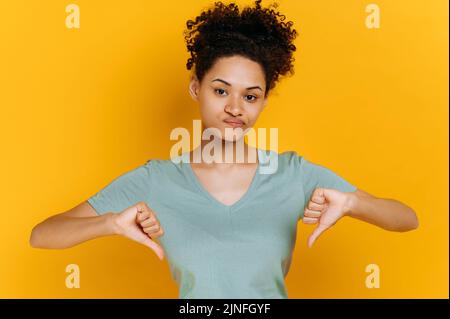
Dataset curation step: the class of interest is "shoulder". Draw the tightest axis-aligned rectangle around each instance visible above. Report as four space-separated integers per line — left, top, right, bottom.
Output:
143 156 181 169
257 149 304 176
143 156 188 182
271 150 326 176
277 150 323 170
277 149 304 168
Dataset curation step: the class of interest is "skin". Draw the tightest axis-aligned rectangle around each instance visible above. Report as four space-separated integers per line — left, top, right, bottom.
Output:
29 55 419 262
189 55 419 247
186 55 268 206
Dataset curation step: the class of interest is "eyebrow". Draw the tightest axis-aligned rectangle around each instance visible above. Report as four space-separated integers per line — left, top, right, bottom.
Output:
211 78 263 92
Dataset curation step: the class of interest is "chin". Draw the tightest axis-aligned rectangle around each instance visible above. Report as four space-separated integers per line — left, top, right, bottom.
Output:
202 123 247 143
222 128 246 143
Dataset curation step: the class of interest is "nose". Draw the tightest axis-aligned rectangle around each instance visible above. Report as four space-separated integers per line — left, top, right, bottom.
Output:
224 94 244 116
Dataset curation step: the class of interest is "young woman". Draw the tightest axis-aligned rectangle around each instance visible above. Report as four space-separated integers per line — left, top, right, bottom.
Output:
30 0 419 299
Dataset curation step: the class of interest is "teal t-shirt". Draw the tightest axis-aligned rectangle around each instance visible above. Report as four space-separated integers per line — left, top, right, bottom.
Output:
87 149 357 299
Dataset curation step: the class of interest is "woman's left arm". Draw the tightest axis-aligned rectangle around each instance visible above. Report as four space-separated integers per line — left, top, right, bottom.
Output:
303 188 419 248
344 189 419 232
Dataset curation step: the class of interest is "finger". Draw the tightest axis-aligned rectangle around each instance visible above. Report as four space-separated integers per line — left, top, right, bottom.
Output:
140 217 157 228
148 228 165 239
135 202 152 217
307 201 324 211
311 195 325 204
135 202 149 213
311 188 325 201
302 216 319 224
141 237 165 260
136 210 150 223
143 224 160 234
304 208 322 218
308 223 331 248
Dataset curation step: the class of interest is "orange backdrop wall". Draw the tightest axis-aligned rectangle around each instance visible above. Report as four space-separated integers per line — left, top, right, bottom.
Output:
0 0 448 298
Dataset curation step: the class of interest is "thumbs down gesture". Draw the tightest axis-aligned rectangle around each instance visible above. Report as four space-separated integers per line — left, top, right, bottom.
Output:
302 188 352 248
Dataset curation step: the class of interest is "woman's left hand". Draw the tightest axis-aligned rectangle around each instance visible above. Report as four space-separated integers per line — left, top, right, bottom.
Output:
302 187 352 248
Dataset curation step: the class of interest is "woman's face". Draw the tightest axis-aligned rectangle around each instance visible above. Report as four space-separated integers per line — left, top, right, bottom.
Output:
188 55 268 142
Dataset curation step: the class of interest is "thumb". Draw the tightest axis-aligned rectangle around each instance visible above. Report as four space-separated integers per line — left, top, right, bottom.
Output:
308 223 331 248
141 236 165 261
136 210 148 223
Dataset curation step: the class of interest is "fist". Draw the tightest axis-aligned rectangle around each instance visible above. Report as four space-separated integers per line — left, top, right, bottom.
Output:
302 188 349 248
302 189 328 225
136 205 165 240
112 201 166 260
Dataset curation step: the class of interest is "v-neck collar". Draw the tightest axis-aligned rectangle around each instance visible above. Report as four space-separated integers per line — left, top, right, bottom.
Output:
183 148 263 211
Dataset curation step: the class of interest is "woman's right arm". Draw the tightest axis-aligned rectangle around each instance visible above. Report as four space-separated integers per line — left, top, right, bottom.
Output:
29 201 118 249
29 201 165 260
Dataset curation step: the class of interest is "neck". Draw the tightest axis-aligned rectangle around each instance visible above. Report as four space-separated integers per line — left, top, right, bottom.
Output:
189 130 258 166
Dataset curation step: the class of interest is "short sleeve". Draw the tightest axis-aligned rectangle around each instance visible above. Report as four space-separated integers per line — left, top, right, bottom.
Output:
87 160 153 215
298 156 357 214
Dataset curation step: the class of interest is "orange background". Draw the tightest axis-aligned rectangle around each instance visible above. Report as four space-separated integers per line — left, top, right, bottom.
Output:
0 0 448 298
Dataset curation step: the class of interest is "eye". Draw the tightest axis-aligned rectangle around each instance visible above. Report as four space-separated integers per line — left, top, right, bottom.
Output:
214 88 227 96
245 95 257 102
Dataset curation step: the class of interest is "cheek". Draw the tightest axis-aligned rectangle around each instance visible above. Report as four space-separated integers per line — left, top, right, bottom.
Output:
246 106 263 122
199 104 221 117
198 102 222 125
199 94 225 114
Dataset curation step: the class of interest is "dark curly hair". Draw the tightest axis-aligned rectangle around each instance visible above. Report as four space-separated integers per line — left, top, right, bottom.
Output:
184 0 298 96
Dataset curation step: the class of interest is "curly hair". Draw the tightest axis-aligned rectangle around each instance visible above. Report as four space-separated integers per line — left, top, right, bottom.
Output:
184 0 298 96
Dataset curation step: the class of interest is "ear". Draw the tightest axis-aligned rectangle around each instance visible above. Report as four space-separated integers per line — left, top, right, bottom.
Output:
188 75 200 101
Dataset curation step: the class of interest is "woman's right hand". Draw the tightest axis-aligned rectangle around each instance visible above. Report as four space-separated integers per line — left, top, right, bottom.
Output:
111 201 165 260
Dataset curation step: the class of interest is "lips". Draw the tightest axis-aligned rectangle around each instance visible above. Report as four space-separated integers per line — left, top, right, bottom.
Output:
223 118 245 128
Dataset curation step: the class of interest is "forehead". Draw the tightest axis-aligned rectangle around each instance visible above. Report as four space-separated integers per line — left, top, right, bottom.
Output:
204 55 266 87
